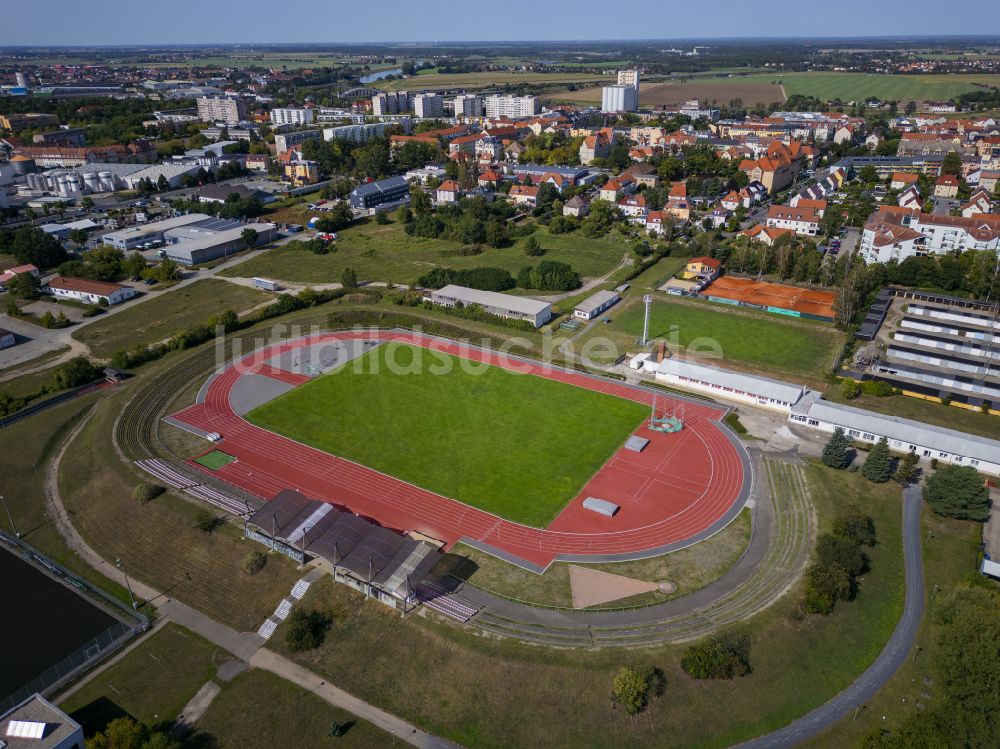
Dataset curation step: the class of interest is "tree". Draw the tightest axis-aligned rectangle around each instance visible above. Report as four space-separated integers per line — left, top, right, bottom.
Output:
374 210 390 225
241 227 259 247
611 665 661 715
10 226 67 268
832 507 877 547
285 608 332 652
81 196 94 210
133 483 164 504
941 151 963 178
680 631 752 679
815 533 867 577
314 201 354 232
484 217 506 248
821 427 852 470
523 236 544 256
6 272 40 300
923 465 990 521
69 228 89 247
803 562 854 614
894 449 919 485
340 266 358 288
862 436 893 483
124 251 146 278
152 259 180 282
50 357 101 390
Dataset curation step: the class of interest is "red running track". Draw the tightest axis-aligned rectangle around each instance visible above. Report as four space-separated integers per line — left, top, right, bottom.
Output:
171 331 750 570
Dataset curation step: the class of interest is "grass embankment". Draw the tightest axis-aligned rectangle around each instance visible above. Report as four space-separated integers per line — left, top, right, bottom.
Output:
448 508 751 608
221 221 629 286
578 294 843 385
268 462 908 749
248 341 648 527
72 279 273 359
59 382 301 630
0 395 133 604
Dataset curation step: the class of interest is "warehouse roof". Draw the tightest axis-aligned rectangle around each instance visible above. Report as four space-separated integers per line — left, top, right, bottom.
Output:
350 174 408 197
657 359 806 404
104 213 211 243
793 397 1000 464
432 285 551 316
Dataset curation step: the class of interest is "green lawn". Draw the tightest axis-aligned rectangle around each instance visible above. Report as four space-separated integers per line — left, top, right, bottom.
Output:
269 462 908 749
733 72 1000 102
578 295 843 384
247 342 648 527
72 279 273 360
196 669 392 748
222 221 629 286
60 623 220 733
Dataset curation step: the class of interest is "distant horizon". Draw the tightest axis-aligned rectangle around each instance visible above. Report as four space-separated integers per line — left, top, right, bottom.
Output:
1 0 998 47
3 34 1000 49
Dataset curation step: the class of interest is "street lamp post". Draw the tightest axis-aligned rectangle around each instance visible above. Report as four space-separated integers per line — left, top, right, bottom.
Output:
1 495 20 538
116 557 138 610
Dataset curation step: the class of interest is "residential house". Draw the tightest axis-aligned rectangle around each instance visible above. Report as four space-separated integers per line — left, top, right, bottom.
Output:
618 194 648 218
683 256 722 280
579 128 614 165
478 169 503 188
436 180 462 204
705 207 732 228
740 224 797 246
961 190 993 217
859 205 1000 263
890 172 920 191
563 195 590 217
505 141 526 162
645 211 669 236
934 174 960 198
599 180 624 202
0 263 39 292
899 185 924 210
720 191 743 211
509 184 539 207
739 154 795 195
622 163 659 188
766 205 821 236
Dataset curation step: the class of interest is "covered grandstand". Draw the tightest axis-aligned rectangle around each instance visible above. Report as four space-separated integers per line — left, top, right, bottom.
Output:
245 489 440 612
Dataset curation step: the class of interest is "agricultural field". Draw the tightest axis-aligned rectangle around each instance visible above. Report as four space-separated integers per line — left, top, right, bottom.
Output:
72 279 274 359
575 294 843 385
247 341 649 527
378 70 609 92
731 72 1000 102
222 220 631 286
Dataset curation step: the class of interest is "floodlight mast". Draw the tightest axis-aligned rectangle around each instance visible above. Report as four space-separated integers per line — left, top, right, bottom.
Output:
641 295 654 346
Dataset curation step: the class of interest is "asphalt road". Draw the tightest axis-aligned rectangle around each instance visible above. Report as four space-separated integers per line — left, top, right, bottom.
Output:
733 484 925 749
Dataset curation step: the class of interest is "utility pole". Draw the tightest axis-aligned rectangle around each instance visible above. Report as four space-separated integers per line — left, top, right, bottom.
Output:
116 558 138 610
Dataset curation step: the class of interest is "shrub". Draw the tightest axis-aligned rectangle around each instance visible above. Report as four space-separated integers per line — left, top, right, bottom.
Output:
132 483 164 504
611 665 663 715
242 550 267 576
340 267 358 288
194 510 225 534
680 631 752 679
285 608 333 652
860 379 894 397
841 378 861 399
523 236 545 256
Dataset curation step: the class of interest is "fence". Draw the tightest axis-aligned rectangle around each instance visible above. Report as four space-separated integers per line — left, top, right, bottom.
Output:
0 530 148 712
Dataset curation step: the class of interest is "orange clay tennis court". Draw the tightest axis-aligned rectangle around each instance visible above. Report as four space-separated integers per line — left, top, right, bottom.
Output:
702 277 837 320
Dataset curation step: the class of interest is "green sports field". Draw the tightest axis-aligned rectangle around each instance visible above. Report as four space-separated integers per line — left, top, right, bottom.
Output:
246 342 648 527
577 295 843 384
733 72 1000 102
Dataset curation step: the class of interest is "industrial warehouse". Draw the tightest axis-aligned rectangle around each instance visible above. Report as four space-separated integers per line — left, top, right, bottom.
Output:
428 285 553 328
103 213 277 264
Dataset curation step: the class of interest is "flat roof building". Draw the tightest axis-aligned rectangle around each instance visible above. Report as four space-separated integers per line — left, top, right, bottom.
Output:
429 285 552 328
348 175 410 210
574 290 620 320
1 694 83 749
655 358 806 413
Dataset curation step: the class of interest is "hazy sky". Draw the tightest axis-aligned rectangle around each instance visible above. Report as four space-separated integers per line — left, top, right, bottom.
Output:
1 0 999 46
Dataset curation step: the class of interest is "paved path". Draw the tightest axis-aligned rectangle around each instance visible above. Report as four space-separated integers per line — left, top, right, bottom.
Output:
43 404 459 749
733 484 925 748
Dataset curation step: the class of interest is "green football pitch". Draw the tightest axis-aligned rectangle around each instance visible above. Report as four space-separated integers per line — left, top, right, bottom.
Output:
246 342 649 527
194 450 236 470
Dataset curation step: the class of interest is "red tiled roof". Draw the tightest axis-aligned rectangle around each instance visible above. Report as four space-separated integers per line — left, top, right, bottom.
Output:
48 275 127 296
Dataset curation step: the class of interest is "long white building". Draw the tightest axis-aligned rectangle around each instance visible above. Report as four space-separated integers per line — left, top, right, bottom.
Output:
428 285 552 327
483 95 540 119
654 358 806 413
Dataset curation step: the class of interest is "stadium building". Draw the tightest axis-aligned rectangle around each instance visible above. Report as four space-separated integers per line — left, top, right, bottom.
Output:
428 285 553 328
